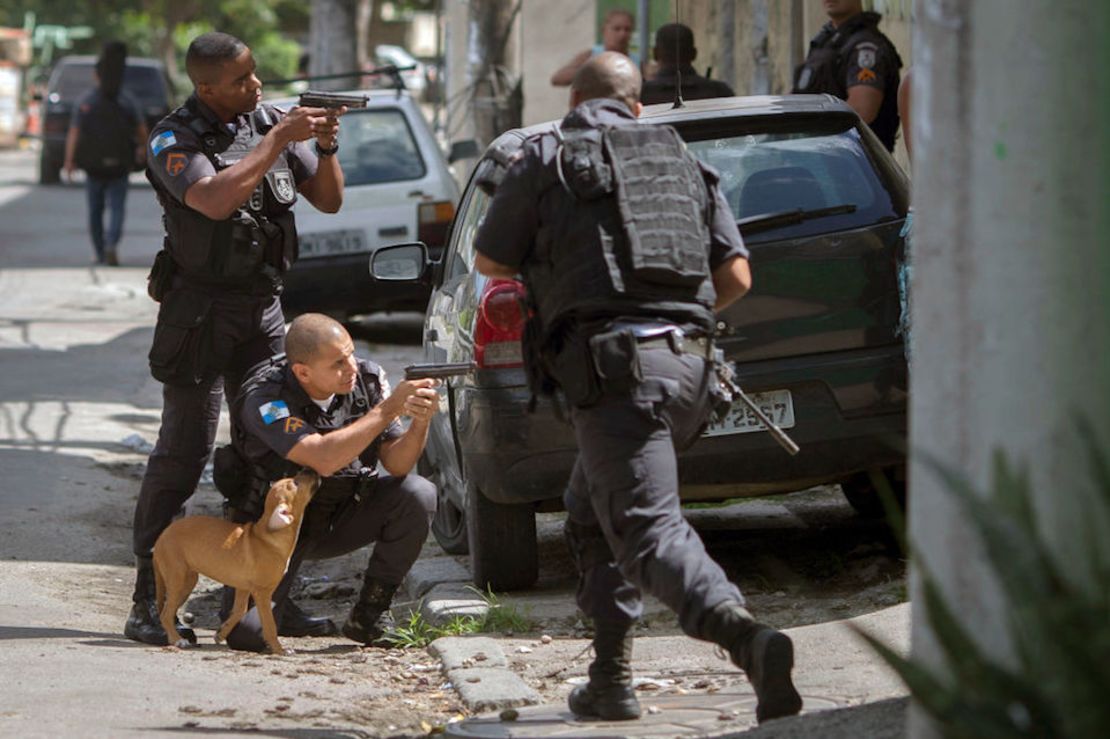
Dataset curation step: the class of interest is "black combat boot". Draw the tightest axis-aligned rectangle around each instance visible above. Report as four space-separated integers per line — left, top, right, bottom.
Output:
341 575 399 646
280 599 339 637
123 555 196 646
567 619 642 721
699 601 802 724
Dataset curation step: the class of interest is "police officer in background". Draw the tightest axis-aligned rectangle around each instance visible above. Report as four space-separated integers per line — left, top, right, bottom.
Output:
640 23 734 106
793 0 902 152
474 52 802 725
125 31 347 645
214 314 438 651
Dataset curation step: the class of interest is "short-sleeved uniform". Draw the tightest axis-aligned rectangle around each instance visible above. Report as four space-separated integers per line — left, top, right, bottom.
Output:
474 98 752 638
220 355 436 652
792 11 902 151
132 95 319 560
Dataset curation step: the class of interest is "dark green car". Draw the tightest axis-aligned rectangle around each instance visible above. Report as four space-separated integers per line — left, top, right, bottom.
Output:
384 94 909 591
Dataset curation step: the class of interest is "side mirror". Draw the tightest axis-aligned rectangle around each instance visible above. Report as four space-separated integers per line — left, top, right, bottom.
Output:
370 242 429 282
448 139 481 164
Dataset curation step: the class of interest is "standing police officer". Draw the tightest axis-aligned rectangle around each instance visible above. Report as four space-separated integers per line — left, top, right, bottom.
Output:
125 31 347 645
474 53 802 725
215 314 439 652
793 0 902 152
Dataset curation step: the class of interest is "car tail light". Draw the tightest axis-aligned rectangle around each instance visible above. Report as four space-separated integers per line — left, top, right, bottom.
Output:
474 279 526 368
418 200 454 248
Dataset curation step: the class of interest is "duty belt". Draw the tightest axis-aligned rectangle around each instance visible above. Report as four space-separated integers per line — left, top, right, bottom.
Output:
636 330 714 359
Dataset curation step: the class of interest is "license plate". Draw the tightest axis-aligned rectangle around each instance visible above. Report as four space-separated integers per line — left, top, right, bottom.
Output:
703 389 795 437
298 229 367 258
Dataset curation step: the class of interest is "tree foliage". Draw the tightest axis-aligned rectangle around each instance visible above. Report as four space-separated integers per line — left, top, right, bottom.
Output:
2 0 308 95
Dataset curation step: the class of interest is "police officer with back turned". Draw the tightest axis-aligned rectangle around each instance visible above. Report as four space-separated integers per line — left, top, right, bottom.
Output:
125 31 347 645
793 0 902 152
474 52 802 725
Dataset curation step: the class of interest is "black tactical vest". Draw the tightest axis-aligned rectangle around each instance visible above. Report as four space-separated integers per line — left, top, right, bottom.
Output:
148 99 300 291
525 122 717 343
230 356 382 485
792 12 902 151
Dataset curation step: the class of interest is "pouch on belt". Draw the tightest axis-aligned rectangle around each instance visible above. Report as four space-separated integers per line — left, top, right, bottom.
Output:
148 287 215 386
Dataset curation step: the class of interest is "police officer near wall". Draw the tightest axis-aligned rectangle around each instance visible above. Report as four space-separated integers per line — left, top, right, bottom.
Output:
640 23 734 106
793 0 902 152
125 31 348 645
473 52 802 725
213 314 439 651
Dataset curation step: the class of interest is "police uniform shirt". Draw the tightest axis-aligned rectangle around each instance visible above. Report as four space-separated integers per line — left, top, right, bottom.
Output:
640 65 735 106
146 94 318 207
238 358 404 476
475 98 749 274
794 11 902 151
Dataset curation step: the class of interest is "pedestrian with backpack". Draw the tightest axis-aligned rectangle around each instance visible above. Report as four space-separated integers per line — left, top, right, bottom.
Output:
63 41 148 266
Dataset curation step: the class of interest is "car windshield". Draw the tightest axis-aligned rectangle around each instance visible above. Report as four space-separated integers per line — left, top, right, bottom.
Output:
684 121 899 244
338 108 427 186
52 63 167 106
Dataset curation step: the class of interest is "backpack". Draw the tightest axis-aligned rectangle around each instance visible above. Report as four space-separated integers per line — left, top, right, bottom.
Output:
74 94 137 178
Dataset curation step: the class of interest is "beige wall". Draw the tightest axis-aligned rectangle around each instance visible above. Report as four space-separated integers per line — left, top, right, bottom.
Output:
520 0 596 126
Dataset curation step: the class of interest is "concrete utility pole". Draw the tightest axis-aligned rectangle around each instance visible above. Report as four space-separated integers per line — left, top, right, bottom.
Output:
308 0 369 90
465 0 520 146
910 0 1110 736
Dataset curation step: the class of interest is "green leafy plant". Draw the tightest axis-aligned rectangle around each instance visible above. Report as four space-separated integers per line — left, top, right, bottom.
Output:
379 588 536 648
856 425 1110 738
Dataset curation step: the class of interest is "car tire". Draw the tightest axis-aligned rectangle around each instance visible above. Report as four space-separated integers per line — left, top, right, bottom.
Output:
841 466 906 519
39 152 60 185
432 492 469 554
466 480 538 591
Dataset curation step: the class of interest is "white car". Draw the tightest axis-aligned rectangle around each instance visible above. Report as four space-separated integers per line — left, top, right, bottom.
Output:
268 88 473 319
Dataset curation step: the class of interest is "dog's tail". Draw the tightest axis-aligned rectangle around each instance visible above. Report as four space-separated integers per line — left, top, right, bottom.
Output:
221 526 246 550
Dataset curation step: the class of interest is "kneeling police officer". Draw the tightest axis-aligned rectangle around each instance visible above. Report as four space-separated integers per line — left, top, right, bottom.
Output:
126 31 347 645
214 313 439 650
474 52 802 724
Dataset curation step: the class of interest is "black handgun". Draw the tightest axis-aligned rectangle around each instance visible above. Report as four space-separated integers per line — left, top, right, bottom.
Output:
298 90 368 110
404 362 477 381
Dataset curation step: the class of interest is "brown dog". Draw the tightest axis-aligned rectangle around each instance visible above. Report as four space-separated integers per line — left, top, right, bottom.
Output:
153 469 320 654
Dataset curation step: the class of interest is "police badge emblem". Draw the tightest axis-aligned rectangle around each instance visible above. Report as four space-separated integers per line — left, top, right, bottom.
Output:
271 170 296 204
857 45 877 70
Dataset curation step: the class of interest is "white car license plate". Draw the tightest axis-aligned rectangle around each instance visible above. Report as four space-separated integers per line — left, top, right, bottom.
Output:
299 229 367 258
703 389 795 437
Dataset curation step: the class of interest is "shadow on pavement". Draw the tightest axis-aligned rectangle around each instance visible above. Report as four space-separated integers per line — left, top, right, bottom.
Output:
0 625 126 641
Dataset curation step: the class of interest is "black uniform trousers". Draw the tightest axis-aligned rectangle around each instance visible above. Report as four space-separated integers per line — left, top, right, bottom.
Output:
563 347 745 636
223 473 437 650
132 293 285 558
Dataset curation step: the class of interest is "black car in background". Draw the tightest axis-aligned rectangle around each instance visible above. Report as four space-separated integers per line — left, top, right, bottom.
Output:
38 55 172 184
375 94 910 591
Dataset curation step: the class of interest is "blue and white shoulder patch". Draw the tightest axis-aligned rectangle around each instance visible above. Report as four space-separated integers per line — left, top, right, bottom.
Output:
150 131 177 157
258 400 291 425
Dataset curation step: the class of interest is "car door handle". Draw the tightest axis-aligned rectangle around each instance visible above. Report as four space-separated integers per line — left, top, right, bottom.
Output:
407 190 426 198
378 226 408 237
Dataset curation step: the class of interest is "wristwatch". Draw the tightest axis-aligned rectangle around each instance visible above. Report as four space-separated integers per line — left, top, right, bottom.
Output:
315 140 339 157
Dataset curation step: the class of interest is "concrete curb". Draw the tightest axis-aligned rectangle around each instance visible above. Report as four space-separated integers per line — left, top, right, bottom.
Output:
429 636 542 713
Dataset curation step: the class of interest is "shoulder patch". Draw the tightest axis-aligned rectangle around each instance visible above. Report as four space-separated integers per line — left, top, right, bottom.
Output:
283 417 306 434
150 131 177 157
857 68 878 83
165 152 187 176
258 400 290 424
856 43 878 70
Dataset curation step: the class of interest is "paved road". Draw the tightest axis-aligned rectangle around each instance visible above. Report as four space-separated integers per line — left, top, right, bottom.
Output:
0 148 908 737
